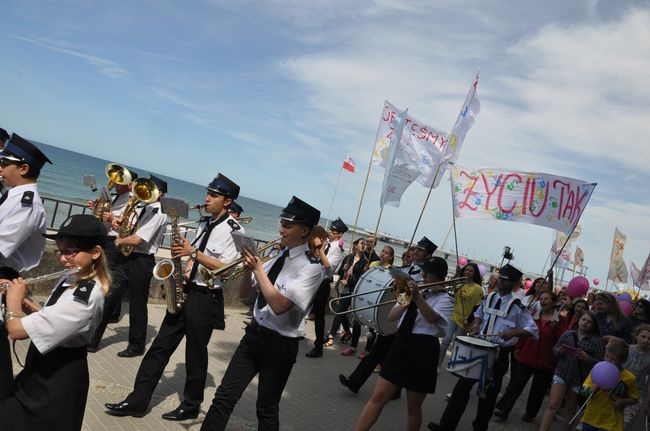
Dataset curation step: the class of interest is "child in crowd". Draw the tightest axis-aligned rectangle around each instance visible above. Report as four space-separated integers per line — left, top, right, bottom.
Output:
580 337 638 431
622 324 650 430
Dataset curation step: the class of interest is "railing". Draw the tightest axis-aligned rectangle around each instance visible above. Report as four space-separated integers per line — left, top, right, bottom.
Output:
40 195 269 250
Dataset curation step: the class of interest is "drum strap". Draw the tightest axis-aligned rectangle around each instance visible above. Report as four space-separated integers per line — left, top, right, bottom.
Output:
483 292 516 335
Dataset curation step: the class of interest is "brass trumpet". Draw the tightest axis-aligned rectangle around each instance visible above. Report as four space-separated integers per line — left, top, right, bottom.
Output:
200 237 283 288
329 276 467 315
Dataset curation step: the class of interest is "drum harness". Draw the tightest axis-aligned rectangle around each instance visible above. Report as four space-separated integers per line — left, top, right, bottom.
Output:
447 292 519 396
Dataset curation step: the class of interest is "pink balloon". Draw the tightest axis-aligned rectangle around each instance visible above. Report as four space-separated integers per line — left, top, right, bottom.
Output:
567 276 590 298
524 279 533 289
620 301 633 317
458 257 468 266
593 278 600 286
591 361 621 390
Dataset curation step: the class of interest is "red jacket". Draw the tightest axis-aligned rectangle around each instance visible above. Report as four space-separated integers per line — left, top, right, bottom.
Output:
515 316 568 370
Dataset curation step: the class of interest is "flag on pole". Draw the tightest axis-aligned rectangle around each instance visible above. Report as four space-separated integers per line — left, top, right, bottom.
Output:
380 108 420 208
574 246 584 268
443 72 481 165
638 253 650 289
372 100 448 187
342 154 355 173
607 227 629 284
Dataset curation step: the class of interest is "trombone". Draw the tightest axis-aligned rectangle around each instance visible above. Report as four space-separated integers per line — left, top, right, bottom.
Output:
329 276 467 315
200 237 283 288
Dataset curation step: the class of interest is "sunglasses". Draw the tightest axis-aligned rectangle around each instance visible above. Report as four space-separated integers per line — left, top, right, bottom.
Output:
55 247 81 257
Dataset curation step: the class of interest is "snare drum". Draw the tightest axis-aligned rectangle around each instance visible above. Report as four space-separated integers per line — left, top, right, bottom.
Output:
351 267 398 336
447 335 498 381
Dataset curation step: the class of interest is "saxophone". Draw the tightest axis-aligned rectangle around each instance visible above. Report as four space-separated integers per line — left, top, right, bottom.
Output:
153 209 186 314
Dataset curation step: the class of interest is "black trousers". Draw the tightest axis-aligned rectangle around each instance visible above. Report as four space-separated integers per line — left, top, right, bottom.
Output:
91 251 154 351
124 287 224 410
438 346 513 431
0 266 19 401
201 323 299 431
310 278 332 347
495 363 554 418
347 333 397 392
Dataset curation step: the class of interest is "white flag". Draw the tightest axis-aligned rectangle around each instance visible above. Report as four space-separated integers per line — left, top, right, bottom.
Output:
443 72 481 165
380 108 420 207
372 101 449 188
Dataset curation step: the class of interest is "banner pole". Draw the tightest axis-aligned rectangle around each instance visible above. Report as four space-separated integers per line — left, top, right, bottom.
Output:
373 206 384 238
324 163 344 230
349 112 385 253
408 164 445 247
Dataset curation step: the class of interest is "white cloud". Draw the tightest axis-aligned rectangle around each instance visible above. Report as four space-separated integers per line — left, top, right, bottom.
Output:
9 34 127 79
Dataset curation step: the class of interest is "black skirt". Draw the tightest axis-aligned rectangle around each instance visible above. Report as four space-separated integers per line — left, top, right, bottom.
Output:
380 333 439 393
0 343 89 431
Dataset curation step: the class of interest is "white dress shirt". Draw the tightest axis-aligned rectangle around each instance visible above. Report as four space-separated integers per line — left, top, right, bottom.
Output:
0 183 46 272
189 215 242 288
132 201 168 254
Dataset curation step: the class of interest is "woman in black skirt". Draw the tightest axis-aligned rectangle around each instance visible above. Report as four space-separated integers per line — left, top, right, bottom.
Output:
354 256 454 431
0 215 110 431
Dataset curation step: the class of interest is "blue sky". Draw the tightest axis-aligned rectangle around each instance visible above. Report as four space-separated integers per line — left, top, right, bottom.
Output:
1 0 648 285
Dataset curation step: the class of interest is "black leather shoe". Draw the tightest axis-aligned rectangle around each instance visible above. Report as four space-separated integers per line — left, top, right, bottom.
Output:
339 374 359 394
86 344 99 353
105 401 146 417
117 347 144 358
162 406 199 421
305 347 323 358
493 409 508 421
427 423 442 431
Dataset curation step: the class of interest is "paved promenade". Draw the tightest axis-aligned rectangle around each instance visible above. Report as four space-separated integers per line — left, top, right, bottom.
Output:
12 303 560 430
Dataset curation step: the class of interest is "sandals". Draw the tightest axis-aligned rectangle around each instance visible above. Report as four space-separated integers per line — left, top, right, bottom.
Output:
324 336 334 347
340 332 352 343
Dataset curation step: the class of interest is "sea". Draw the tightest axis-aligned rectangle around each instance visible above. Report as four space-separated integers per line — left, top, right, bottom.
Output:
35 142 407 261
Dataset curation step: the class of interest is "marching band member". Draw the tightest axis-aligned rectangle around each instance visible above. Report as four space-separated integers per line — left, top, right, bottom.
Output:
105 174 242 420
428 263 538 431
0 215 110 430
91 174 169 357
228 201 243 220
200 196 323 431
354 256 454 431
305 217 347 358
0 133 52 399
404 236 437 283
86 169 138 337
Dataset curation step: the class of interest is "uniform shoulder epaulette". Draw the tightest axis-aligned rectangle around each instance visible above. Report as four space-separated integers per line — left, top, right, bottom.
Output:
73 279 97 304
227 219 241 231
305 251 320 264
21 191 34 205
513 299 526 310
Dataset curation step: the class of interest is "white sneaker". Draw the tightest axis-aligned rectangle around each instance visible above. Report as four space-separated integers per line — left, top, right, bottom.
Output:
445 392 451 401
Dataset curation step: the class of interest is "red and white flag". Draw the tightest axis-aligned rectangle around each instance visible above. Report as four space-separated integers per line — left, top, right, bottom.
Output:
342 154 355 173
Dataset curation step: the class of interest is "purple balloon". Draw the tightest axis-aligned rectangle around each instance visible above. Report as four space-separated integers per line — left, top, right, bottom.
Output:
478 264 487 277
591 361 621 390
618 292 632 303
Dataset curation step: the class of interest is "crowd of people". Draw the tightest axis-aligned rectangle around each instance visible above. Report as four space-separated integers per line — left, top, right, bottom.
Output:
0 130 649 431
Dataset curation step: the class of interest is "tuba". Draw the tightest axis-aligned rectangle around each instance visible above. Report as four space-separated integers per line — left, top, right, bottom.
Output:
117 178 160 256
153 209 186 314
93 163 132 220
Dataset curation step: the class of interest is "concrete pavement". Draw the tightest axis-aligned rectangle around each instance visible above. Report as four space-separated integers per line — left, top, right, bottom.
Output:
11 302 563 430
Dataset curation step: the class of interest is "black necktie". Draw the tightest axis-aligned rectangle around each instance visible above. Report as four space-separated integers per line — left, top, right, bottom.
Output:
324 243 330 255
399 302 418 335
45 280 69 307
483 297 502 334
0 191 8 206
188 213 228 282
257 249 288 309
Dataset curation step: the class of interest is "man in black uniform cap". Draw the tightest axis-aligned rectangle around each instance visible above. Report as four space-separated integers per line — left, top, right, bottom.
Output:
228 201 243 220
0 133 52 400
106 173 243 420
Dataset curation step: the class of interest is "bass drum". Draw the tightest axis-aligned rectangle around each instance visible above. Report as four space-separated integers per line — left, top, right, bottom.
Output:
351 267 398 336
